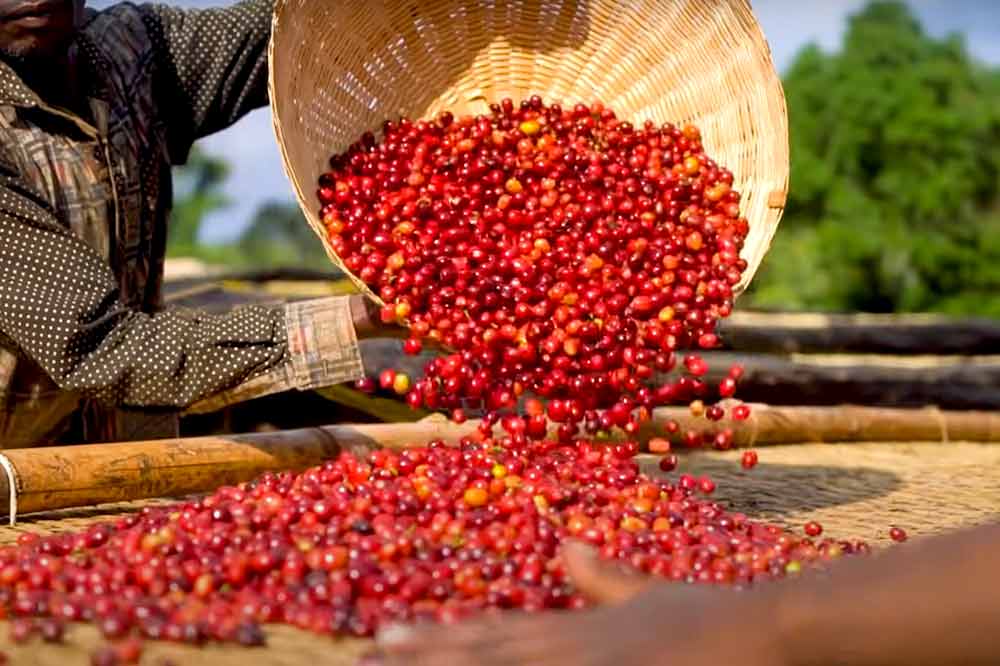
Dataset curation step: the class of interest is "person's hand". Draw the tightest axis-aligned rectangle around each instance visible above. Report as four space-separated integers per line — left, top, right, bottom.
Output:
371 542 785 666
349 294 408 340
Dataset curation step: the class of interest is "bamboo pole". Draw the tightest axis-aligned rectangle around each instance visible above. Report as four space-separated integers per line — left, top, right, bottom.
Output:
0 406 997 521
641 403 1000 447
0 418 477 522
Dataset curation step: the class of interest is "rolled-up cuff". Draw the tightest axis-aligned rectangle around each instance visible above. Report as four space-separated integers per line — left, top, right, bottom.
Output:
185 297 364 415
284 296 365 390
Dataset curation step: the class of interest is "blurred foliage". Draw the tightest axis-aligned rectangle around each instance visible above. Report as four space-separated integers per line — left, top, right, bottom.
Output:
168 148 332 272
238 201 332 268
746 1 1000 316
168 146 230 256
169 1 1000 316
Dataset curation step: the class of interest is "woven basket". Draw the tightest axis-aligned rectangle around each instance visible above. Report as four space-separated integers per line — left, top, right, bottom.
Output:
268 0 789 304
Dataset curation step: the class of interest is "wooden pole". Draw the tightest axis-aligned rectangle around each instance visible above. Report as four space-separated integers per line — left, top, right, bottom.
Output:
0 419 478 521
0 406 997 520
719 311 1000 355
691 353 1000 410
641 403 1000 447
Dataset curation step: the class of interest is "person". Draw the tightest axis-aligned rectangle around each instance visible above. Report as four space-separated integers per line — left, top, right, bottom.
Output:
375 522 1000 665
0 0 397 447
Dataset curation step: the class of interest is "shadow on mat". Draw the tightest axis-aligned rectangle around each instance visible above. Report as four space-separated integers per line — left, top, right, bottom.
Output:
642 456 902 518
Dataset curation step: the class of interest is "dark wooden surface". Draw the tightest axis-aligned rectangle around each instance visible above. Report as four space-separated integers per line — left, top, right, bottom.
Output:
720 311 1000 355
696 352 1000 410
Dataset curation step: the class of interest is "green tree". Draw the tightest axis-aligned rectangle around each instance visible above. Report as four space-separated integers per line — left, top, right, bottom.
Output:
747 1 1000 316
168 146 232 256
237 201 333 270
167 149 334 271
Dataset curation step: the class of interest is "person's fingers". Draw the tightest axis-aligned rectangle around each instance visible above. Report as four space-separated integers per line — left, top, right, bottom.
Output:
377 628 448 666
376 621 439 654
379 646 478 666
377 618 497 658
375 605 640 666
471 612 606 666
562 541 649 605
377 612 579 666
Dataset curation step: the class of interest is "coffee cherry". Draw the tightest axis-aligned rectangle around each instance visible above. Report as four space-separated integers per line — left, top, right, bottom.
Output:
354 377 376 394
804 521 823 538
658 453 679 472
378 369 397 391
463 487 489 508
718 377 737 398
741 450 759 470
712 429 734 451
889 527 908 543
39 618 65 644
235 623 267 647
392 372 412 395
684 355 708 377
648 437 671 454
402 337 423 355
91 647 120 666
113 638 144 664
99 614 129 640
683 430 704 448
9 619 34 644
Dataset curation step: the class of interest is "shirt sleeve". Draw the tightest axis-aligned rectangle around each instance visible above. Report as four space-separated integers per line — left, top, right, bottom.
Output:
140 0 275 163
186 298 367 414
0 179 364 410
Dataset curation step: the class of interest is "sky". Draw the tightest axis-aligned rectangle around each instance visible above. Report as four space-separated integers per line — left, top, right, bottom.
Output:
89 0 1000 243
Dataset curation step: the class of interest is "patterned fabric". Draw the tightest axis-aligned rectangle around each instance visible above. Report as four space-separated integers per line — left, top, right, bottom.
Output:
0 1 364 447
188 298 366 415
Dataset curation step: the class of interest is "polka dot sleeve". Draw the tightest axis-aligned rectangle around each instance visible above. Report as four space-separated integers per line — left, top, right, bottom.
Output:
140 0 274 162
0 179 290 409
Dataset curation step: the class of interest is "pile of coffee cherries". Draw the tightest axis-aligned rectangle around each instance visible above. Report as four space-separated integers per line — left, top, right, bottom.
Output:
0 434 865 655
324 97 750 435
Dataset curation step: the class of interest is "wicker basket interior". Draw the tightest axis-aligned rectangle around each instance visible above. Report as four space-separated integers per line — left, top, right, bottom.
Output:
269 0 789 303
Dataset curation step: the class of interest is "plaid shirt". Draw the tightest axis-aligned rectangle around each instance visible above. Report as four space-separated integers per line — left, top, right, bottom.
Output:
0 1 364 447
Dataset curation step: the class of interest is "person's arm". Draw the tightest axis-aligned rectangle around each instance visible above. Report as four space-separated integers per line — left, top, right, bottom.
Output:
775 522 1000 666
375 525 1000 666
0 177 370 409
140 0 275 162
186 295 389 415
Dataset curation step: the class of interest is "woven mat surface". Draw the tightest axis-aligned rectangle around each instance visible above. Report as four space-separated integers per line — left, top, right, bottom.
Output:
1 442 997 665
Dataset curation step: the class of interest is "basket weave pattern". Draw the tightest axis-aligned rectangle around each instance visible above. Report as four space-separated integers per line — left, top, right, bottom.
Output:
268 0 789 303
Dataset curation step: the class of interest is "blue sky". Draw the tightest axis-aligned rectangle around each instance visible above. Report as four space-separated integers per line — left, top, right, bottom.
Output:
90 1 1000 243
